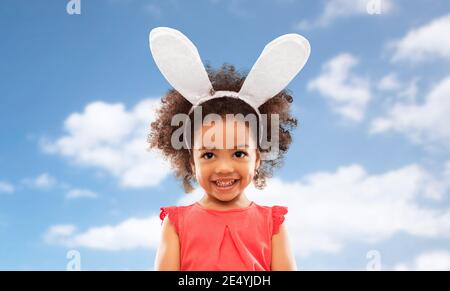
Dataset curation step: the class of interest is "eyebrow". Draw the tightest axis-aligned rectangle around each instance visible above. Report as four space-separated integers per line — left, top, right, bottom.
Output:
199 144 249 150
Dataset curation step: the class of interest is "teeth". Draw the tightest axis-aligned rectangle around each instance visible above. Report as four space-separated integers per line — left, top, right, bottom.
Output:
215 180 236 187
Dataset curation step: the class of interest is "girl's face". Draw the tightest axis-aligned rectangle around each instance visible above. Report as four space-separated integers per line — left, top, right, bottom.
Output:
190 118 260 202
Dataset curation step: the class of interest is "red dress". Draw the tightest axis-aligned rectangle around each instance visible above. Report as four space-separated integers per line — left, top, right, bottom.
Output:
159 201 288 271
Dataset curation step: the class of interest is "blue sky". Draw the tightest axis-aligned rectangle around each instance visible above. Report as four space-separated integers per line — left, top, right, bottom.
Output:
1 0 450 270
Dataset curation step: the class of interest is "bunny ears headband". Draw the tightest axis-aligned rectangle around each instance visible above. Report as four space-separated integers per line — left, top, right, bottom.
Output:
149 27 310 149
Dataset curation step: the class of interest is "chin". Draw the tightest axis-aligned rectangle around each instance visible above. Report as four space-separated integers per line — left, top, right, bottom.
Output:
207 190 240 202
215 195 239 202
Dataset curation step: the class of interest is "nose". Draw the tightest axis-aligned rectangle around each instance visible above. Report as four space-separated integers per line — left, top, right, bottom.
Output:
214 156 234 174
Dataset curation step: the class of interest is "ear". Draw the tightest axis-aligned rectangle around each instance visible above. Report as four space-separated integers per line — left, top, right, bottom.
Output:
239 33 311 109
149 27 213 105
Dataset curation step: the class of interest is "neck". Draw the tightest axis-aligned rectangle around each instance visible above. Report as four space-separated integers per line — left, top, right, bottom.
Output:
199 193 251 210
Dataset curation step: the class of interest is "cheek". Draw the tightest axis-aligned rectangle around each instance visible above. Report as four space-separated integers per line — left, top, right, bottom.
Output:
239 163 255 180
195 163 211 180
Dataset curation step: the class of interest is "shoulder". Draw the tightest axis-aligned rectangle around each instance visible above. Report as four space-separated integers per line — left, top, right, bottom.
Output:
253 202 288 217
159 204 195 219
159 204 196 234
252 202 288 236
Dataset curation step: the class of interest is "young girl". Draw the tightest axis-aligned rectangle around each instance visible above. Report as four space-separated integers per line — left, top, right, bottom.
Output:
148 27 310 271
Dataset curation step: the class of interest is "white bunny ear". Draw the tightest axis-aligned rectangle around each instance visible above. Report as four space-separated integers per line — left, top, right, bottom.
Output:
239 33 311 109
149 27 213 105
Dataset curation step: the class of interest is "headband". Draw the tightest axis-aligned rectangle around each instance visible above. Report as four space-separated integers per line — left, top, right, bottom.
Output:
149 27 310 152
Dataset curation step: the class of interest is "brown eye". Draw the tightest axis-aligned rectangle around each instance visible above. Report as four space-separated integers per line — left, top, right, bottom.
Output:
201 152 214 160
234 151 248 158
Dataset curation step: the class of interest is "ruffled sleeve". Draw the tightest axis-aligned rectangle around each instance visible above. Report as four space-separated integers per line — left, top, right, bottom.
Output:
160 206 179 234
271 206 288 236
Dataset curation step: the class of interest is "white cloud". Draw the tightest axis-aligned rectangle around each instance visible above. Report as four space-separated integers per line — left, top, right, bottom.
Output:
390 13 450 63
44 162 450 257
34 173 56 188
308 53 372 121
42 99 171 188
66 189 98 200
176 163 450 257
21 173 57 189
258 164 450 257
397 78 419 102
295 0 394 30
43 224 77 246
44 216 161 251
377 73 419 104
378 73 402 91
18 173 99 201
393 250 450 271
0 181 15 194
371 75 450 149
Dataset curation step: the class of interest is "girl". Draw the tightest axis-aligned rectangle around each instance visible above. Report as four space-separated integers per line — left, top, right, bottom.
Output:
148 27 310 271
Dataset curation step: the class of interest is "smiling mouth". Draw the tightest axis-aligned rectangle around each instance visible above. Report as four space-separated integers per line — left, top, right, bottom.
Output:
212 179 239 189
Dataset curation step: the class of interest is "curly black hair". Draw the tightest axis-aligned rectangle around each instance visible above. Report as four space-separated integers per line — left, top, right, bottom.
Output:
148 63 298 193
